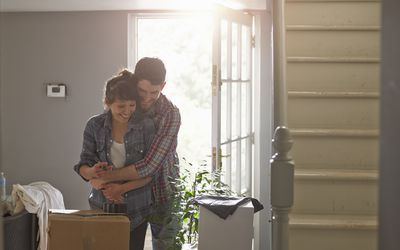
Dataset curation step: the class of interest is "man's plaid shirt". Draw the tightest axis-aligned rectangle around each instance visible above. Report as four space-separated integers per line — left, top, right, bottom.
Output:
135 93 181 204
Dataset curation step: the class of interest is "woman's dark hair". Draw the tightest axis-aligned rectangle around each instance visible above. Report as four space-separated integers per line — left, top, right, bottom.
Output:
104 69 138 104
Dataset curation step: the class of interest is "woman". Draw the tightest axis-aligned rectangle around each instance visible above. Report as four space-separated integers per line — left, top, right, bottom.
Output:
74 69 156 250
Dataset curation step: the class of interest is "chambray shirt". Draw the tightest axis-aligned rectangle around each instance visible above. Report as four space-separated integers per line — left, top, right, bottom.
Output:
74 110 156 229
134 94 181 204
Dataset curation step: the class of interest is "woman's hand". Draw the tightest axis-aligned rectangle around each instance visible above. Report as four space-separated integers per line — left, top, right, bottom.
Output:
102 183 124 203
92 162 113 178
79 162 112 180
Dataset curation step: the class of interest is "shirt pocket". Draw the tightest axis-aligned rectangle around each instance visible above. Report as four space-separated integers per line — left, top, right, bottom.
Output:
126 132 146 163
134 143 146 158
96 140 107 162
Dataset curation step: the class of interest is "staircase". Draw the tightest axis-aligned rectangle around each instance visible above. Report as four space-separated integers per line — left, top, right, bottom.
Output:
285 0 380 249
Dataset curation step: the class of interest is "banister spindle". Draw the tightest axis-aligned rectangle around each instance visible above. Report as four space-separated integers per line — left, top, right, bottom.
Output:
271 126 294 250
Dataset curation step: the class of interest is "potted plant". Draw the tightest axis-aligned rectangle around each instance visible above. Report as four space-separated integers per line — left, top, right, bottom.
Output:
167 159 235 250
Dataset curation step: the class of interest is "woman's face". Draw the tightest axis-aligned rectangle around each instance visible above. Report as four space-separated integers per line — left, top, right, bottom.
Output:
108 99 137 124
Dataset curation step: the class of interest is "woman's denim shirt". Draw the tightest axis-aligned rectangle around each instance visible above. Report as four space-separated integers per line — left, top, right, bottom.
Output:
74 110 156 229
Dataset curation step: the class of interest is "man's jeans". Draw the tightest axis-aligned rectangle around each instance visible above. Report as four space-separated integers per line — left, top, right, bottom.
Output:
149 202 181 250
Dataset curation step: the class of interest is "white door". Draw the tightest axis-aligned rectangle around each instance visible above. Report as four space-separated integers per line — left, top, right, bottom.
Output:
211 7 254 196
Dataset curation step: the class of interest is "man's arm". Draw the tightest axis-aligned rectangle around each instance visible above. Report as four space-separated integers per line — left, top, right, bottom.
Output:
101 177 152 202
97 164 140 182
100 108 180 182
135 108 180 177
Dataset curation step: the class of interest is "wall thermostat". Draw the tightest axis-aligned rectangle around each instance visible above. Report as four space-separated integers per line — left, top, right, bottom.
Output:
47 83 66 98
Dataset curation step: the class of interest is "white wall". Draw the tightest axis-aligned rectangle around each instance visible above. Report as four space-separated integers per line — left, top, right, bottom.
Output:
0 11 129 208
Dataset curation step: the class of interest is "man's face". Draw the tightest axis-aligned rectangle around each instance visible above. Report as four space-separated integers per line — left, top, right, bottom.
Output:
137 79 165 111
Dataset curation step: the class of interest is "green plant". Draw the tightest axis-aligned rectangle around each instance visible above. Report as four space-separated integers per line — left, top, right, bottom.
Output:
168 159 235 249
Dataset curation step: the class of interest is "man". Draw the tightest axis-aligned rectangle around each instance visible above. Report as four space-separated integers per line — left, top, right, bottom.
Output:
94 57 181 249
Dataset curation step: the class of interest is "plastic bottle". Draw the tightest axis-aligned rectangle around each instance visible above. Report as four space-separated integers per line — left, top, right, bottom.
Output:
0 172 6 201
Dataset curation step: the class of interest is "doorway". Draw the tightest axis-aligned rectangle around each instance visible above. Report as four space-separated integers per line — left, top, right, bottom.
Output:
131 13 213 169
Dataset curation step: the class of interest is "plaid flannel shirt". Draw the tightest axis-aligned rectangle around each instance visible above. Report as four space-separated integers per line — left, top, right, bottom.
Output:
74 110 156 229
135 93 181 204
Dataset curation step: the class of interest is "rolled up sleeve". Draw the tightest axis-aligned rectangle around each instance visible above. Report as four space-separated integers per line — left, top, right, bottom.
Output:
73 120 98 180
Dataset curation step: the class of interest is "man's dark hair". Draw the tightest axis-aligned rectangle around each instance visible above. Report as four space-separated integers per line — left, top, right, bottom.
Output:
134 57 166 85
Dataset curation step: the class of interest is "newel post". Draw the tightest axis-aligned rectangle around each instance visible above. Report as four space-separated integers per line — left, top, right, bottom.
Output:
270 126 294 250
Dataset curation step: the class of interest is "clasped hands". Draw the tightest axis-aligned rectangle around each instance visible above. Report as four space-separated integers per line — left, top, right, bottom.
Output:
88 162 125 203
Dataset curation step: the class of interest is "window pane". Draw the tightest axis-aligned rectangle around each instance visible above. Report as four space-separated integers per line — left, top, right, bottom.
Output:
231 141 237 192
221 20 228 80
231 82 238 138
241 139 247 194
221 81 227 142
232 22 238 80
236 140 242 194
221 144 232 186
241 25 250 81
241 82 248 137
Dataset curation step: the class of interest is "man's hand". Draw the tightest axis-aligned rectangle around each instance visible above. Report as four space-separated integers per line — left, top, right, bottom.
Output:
89 178 108 190
102 183 124 203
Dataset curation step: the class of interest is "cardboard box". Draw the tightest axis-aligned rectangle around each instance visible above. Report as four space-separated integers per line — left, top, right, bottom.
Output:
197 201 254 250
47 209 130 250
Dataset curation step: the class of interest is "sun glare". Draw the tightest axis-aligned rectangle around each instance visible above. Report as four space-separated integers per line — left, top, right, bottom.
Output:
153 0 244 11
136 15 213 167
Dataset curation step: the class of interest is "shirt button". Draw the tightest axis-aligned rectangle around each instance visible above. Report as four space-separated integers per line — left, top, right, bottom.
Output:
109 139 112 143
126 153 130 157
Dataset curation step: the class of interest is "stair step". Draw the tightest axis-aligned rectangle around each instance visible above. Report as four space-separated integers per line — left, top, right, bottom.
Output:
286 1 380 27
292 169 378 214
289 91 379 98
287 62 379 92
295 169 378 181
285 0 380 249
289 214 377 230
287 30 379 58
289 214 377 250
291 128 378 137
287 25 380 31
290 129 378 170
287 0 379 2
288 93 379 129
287 56 380 63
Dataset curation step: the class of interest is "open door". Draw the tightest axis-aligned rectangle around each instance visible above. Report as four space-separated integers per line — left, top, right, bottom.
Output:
211 6 254 196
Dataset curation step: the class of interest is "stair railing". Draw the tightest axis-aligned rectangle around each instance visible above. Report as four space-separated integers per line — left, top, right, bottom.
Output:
271 126 294 250
270 0 293 247
273 0 287 126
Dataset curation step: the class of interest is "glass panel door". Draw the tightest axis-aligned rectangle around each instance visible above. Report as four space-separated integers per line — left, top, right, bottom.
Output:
212 8 253 195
